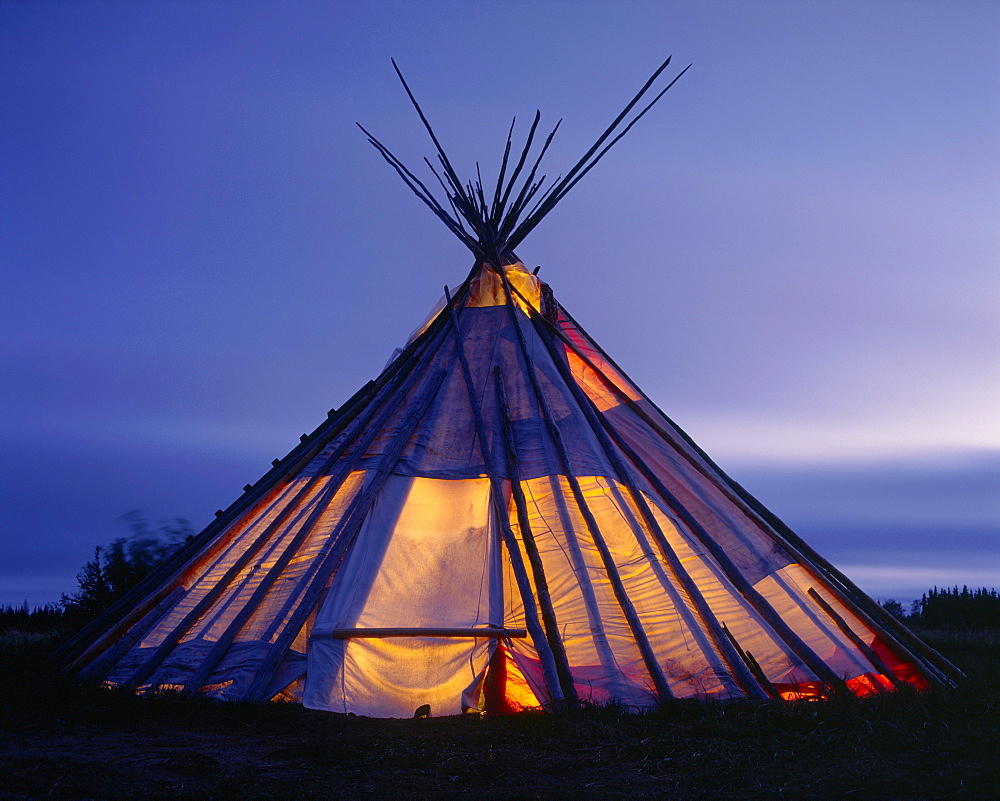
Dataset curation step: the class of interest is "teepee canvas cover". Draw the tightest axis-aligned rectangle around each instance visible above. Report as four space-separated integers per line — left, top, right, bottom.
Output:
58 59 960 716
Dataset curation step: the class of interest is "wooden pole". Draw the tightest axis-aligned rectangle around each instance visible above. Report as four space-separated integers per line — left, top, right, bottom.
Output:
563 302 961 686
521 292 957 688
62 380 382 675
495 266 674 702
176 348 445 695
442 287 570 709
120 421 374 690
237 368 447 703
470 284 615 689
591 406 850 696
720 623 781 699
494 367 579 706
502 290 851 694
315 627 528 639
120 342 447 692
531 315 771 700
62 373 397 671
60 296 455 673
806 588 903 691
77 586 186 681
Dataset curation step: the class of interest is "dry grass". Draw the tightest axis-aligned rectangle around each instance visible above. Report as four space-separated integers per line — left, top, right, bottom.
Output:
0 631 996 799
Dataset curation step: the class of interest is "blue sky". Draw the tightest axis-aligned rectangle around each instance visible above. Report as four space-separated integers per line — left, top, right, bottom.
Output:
2 0 998 607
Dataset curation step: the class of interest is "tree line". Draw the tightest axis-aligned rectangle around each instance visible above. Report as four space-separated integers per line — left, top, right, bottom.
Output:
881 586 1000 630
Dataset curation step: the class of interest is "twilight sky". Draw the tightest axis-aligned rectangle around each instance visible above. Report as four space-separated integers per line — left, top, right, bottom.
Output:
2 0 998 607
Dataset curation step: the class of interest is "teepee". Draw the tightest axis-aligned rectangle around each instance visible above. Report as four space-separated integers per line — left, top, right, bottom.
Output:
57 58 961 716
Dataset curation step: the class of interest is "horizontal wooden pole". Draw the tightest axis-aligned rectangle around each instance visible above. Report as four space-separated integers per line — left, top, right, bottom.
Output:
312 627 527 639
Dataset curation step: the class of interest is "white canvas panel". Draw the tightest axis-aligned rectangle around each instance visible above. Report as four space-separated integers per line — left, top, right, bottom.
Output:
131 475 332 651
312 475 498 630
180 474 343 643
641 496 811 689
799 570 887 649
575 477 733 699
120 472 325 648
563 342 638 413
517 474 741 705
554 314 643 408
498 526 552 705
753 564 877 682
517 474 648 706
305 475 502 716
777 564 884 649
103 472 366 689
234 470 366 644
606 405 793 584
306 636 492 717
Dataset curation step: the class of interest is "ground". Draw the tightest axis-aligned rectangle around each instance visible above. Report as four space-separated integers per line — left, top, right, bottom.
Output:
1 630 997 800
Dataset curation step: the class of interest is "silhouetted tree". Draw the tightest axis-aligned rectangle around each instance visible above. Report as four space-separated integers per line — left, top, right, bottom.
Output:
0 601 65 633
909 586 1000 630
880 599 908 621
60 511 191 624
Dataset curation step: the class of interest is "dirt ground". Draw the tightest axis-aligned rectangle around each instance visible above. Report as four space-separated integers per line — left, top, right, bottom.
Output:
2 693 997 800
3 707 683 799
2 629 997 799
